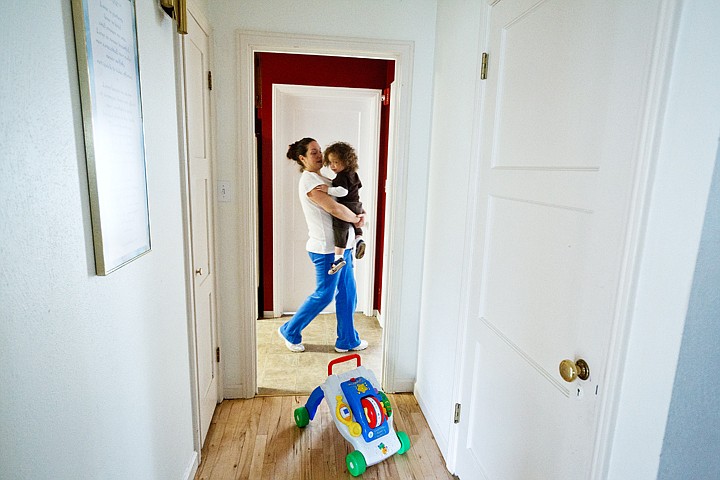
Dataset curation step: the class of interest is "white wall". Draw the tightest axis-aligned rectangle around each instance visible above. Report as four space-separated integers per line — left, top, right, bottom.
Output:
208 0 438 396
0 2 197 478
658 146 720 478
607 1 720 477
415 0 485 457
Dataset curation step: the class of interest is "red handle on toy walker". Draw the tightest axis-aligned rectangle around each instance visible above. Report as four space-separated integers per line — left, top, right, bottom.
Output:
328 353 362 376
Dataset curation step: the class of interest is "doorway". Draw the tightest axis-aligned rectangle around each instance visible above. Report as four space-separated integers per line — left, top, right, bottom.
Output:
255 53 394 394
255 52 394 317
272 84 382 316
235 33 414 397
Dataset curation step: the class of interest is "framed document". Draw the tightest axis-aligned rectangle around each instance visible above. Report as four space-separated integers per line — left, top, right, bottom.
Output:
71 0 151 275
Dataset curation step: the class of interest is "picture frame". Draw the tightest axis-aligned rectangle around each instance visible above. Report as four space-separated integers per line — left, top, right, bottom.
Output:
71 0 151 275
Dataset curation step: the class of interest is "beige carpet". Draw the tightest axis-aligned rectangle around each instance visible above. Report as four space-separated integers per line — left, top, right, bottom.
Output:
256 313 383 395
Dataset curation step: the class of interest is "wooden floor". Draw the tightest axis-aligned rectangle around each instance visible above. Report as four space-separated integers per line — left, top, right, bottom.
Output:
195 394 457 480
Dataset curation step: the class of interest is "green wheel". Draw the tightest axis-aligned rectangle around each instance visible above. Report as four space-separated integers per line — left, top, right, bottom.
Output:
294 407 310 428
379 391 392 417
346 450 367 477
397 431 411 455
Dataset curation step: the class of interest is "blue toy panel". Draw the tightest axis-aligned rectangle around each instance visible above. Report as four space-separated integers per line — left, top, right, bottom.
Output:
340 376 390 443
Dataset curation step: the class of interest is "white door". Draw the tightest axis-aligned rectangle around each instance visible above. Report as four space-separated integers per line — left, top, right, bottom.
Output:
183 11 217 447
454 0 663 478
272 85 380 316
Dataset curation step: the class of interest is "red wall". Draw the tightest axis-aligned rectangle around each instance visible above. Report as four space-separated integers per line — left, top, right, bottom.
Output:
256 53 394 314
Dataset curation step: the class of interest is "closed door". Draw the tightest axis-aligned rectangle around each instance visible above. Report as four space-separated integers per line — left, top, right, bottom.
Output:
183 11 217 447
273 85 380 316
454 0 662 478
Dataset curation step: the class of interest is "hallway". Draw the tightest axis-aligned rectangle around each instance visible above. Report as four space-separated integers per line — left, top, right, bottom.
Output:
5 2 719 479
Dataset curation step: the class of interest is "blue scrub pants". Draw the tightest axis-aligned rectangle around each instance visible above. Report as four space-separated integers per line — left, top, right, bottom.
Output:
279 249 361 351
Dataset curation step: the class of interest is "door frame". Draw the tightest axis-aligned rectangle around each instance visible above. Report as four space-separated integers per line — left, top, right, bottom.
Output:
447 0 685 477
272 84 381 317
236 31 414 396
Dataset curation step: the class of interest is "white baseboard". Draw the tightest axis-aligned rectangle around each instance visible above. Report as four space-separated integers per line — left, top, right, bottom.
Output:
223 384 251 399
389 377 415 393
414 383 450 461
376 310 385 328
182 451 199 480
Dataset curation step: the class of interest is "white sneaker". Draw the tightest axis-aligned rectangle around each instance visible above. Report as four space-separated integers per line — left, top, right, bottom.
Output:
334 339 368 353
278 327 305 353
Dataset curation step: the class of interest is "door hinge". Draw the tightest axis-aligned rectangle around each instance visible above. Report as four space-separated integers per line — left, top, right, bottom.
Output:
480 52 488 80
208 71 213 90
454 403 461 424
216 347 220 363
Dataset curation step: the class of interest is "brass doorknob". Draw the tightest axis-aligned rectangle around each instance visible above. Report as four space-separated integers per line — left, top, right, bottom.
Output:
559 358 590 382
195 267 203 275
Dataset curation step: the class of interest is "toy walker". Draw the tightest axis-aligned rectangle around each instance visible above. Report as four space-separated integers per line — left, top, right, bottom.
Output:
294 354 411 476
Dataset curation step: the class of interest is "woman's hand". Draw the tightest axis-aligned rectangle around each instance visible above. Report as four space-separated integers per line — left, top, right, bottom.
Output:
355 213 366 228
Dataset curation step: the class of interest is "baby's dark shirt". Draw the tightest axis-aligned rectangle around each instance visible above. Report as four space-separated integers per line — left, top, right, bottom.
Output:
332 170 362 205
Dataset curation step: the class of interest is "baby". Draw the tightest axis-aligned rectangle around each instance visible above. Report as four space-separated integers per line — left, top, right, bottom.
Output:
323 141 366 275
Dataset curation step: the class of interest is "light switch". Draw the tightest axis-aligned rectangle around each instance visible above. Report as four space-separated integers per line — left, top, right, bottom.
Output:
217 181 231 202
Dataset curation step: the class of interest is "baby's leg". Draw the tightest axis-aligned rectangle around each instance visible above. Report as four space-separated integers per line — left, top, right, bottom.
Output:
330 218 349 275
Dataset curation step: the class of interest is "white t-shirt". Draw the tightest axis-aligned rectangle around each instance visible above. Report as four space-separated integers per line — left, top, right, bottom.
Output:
298 171 353 254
